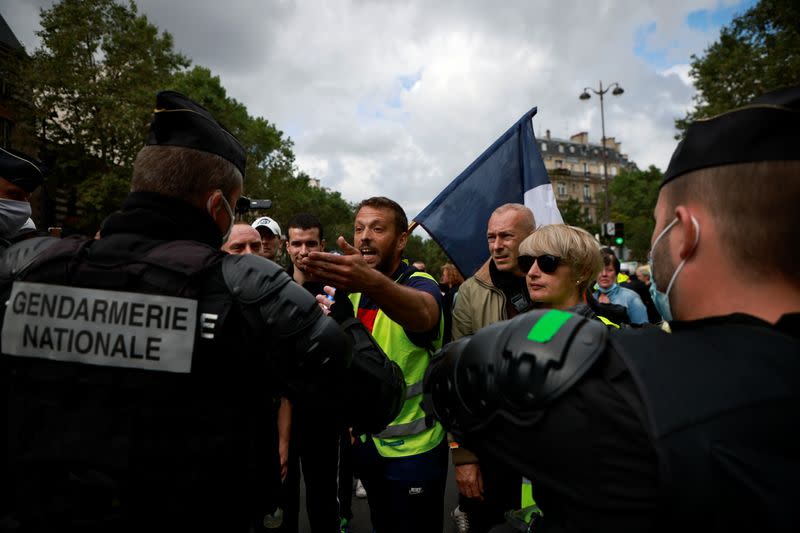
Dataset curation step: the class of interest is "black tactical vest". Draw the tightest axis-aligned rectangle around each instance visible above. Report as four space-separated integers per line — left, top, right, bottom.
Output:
1 234 282 531
611 318 800 532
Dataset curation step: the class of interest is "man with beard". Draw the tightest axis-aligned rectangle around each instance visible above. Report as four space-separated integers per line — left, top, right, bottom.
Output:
303 197 445 533
424 86 800 532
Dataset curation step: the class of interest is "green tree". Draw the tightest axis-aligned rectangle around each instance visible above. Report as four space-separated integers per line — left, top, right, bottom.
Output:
171 66 356 245
558 197 599 236
404 233 449 280
676 0 800 134
22 0 189 231
608 165 662 260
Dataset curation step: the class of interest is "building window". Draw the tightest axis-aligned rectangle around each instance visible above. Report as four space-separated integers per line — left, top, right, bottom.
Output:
569 146 575 153
558 145 564 153
583 184 591 200
583 162 588 175
557 182 566 196
540 142 547 152
555 159 563 168
610 166 618 176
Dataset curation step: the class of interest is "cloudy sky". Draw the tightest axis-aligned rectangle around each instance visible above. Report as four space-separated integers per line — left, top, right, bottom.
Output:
5 0 754 219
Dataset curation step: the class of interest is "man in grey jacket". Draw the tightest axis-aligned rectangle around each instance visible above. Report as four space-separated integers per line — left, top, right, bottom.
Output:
449 203 535 532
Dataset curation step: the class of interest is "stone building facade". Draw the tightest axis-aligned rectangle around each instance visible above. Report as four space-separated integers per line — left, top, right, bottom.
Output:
540 130 636 223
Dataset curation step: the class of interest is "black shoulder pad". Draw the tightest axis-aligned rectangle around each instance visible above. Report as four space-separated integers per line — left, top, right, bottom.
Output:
0 236 61 279
221 253 291 304
424 309 607 434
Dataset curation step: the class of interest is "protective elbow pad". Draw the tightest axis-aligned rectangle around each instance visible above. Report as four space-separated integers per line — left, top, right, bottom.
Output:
423 309 606 437
223 254 351 400
339 317 406 435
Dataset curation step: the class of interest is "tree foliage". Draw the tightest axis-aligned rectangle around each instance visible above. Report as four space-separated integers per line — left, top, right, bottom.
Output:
676 0 800 134
22 0 188 231
404 232 449 281
608 165 662 261
171 67 354 245
558 197 600 237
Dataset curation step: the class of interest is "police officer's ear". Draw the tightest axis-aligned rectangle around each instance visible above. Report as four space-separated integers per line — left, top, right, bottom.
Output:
673 206 701 261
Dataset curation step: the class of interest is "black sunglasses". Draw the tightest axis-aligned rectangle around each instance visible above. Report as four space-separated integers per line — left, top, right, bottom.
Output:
518 254 561 274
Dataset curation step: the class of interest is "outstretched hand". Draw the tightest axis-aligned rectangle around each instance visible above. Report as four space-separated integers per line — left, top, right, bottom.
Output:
302 236 379 293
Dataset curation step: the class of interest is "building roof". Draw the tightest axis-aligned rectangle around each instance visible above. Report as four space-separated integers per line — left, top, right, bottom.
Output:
539 134 632 166
0 14 24 52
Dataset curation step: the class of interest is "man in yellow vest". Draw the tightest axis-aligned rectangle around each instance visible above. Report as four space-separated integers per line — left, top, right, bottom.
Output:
303 196 446 533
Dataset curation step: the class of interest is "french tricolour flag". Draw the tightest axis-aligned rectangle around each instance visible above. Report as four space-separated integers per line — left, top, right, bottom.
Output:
414 107 562 277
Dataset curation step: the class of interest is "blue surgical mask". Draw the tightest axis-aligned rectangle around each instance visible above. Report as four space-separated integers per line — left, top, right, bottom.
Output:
648 215 700 322
596 283 616 294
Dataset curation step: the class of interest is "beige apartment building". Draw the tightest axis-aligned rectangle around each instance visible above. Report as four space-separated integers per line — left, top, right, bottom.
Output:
540 130 636 223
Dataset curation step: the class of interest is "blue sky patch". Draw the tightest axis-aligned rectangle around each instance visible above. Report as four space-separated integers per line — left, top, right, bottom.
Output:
634 0 757 70
687 0 757 31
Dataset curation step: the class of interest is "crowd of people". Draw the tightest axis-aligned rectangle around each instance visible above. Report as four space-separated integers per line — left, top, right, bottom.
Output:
0 84 797 533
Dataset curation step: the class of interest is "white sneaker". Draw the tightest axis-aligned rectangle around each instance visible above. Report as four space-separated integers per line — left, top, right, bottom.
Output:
451 505 470 533
355 478 367 499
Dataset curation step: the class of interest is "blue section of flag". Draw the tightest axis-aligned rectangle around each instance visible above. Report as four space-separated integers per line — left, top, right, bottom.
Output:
414 107 560 277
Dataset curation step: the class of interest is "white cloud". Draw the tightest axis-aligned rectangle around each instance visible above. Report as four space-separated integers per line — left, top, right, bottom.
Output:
3 0 743 220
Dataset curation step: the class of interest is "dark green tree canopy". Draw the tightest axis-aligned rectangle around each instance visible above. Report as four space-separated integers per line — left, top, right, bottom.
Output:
608 165 662 261
677 0 800 134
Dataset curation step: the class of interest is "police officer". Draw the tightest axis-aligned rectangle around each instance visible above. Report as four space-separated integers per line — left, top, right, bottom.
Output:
0 147 44 245
0 91 403 532
424 85 800 532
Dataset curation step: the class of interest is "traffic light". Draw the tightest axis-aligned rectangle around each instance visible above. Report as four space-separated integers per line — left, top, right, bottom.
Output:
614 222 625 246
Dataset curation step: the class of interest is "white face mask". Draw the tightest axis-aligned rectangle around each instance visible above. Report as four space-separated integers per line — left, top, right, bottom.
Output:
0 199 32 238
207 191 235 242
648 215 700 321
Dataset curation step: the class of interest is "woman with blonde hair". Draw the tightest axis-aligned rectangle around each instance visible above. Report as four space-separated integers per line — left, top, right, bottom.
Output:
517 224 603 314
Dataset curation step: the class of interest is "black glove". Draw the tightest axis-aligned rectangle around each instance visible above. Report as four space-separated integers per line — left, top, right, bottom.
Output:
328 288 354 323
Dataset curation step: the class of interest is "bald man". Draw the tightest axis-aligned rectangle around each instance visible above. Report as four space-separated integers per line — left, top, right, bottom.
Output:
222 223 263 255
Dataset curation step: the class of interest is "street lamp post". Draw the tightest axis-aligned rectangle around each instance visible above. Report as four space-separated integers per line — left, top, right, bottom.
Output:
579 81 624 223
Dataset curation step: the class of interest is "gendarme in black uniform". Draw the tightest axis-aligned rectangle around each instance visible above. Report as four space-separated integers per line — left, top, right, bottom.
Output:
0 92 404 532
424 86 800 532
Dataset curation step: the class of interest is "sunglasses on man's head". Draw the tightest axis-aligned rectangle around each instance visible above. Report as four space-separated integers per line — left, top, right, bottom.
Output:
518 254 561 274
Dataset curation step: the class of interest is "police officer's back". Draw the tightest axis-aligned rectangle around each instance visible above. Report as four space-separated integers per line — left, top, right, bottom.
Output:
424 86 800 532
0 92 402 532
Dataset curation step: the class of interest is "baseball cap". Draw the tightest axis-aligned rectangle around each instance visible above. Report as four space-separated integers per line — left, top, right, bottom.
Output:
251 216 282 238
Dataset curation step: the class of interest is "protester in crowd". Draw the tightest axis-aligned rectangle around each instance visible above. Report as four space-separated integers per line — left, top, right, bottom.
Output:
303 196 446 533
252 215 283 262
221 222 263 255
439 262 465 344
593 248 648 324
0 91 403 532
412 260 427 272
220 221 288 530
280 212 352 533
449 203 535 533
424 85 800 532
622 262 661 323
636 264 651 285
520 225 604 316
